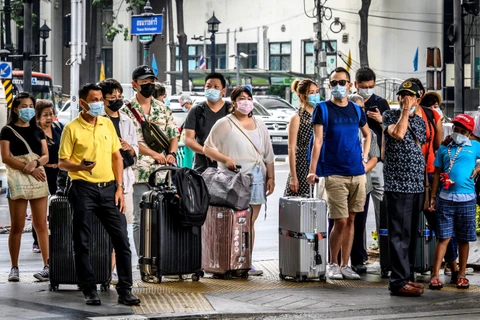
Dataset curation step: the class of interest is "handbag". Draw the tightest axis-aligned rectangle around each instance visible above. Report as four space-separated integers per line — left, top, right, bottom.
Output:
6 126 49 200
202 167 253 211
408 123 430 210
125 101 170 154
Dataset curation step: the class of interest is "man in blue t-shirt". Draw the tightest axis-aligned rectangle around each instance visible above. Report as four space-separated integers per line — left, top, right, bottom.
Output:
428 114 480 291
307 67 371 281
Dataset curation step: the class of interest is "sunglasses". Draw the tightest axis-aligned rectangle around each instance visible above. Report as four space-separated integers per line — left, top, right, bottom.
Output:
330 80 349 87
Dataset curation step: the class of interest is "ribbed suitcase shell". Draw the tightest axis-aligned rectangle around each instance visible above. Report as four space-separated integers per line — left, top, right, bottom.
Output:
279 196 327 281
139 189 203 282
202 206 252 278
48 196 112 291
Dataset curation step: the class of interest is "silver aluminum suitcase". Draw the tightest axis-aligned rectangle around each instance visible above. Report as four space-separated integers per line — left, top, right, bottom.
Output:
279 184 327 281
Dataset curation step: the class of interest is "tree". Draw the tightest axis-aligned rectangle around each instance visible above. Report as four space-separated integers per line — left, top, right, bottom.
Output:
167 0 176 94
358 0 371 67
176 0 189 91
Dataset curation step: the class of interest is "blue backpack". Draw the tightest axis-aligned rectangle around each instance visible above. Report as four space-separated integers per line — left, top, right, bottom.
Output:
307 101 362 177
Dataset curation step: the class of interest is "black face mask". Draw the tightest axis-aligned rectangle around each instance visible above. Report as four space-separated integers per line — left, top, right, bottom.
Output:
139 83 155 98
108 99 123 112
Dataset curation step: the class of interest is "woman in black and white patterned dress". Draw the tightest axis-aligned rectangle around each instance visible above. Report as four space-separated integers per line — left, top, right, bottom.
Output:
284 78 319 197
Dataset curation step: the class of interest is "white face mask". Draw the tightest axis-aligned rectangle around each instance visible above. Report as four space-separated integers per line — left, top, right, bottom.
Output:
451 132 470 145
358 88 374 100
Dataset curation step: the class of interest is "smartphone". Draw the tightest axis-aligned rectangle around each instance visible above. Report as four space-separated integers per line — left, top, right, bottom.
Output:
84 160 94 166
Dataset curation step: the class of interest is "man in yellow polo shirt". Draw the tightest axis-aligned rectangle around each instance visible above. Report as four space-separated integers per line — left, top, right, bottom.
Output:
59 83 140 306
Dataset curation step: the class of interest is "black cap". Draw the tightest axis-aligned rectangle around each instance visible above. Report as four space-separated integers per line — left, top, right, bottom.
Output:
132 65 157 80
396 80 421 97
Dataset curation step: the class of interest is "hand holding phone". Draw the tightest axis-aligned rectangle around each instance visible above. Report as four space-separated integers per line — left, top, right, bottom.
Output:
82 159 96 175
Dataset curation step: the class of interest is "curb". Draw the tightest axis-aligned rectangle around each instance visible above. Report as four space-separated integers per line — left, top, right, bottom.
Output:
89 311 294 320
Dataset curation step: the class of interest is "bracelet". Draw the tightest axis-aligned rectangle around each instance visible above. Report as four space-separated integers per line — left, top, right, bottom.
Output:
35 159 41 168
168 152 177 158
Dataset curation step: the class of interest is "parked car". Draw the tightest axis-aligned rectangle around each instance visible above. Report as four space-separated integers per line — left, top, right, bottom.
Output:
192 97 289 155
57 100 73 124
254 95 298 120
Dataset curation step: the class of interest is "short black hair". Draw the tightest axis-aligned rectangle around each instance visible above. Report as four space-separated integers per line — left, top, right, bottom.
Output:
355 67 376 83
98 79 123 98
230 86 253 118
8 92 36 125
329 67 351 82
205 72 226 88
420 94 439 108
154 82 166 99
79 83 102 101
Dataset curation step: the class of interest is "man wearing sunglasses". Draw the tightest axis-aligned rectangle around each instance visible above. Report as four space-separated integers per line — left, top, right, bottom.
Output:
307 67 371 281
382 80 426 297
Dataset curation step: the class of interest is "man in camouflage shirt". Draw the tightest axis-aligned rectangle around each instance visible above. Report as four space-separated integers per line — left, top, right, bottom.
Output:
122 65 179 255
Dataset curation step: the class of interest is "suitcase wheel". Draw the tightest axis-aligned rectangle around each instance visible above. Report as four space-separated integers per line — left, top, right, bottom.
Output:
223 272 233 280
319 275 327 282
240 272 249 279
191 274 200 282
100 282 110 292
381 269 389 278
279 273 286 281
142 274 161 283
49 283 59 291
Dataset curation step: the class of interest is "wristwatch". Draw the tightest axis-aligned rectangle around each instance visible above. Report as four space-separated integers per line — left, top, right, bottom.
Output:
35 159 41 168
168 152 177 158
115 183 125 190
363 157 369 163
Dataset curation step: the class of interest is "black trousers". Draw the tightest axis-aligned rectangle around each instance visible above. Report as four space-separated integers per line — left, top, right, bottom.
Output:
68 180 132 293
385 191 423 289
350 193 371 266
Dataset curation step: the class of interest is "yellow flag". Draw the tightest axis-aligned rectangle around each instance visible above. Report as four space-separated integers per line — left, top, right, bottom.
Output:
346 50 352 72
99 62 106 81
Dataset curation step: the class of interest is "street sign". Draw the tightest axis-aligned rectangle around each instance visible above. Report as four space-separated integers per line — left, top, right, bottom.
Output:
131 14 163 35
0 62 12 80
139 35 153 41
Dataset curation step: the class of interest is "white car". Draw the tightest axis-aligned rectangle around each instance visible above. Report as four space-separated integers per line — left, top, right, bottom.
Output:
254 95 298 120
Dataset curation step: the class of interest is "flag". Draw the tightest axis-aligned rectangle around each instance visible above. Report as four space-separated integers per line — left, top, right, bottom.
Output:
99 62 106 81
199 53 206 70
346 50 352 72
413 47 419 72
152 54 159 76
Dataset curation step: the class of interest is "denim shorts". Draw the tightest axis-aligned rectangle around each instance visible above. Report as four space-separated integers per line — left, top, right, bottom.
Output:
250 165 266 205
436 197 477 242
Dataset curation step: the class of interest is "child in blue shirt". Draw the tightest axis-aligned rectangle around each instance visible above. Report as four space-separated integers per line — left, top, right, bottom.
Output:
428 114 480 290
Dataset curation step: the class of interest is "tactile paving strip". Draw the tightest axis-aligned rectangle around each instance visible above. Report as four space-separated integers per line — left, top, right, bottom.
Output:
131 290 213 315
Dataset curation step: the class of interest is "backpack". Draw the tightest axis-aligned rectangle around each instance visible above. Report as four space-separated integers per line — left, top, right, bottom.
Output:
307 101 362 177
149 166 211 227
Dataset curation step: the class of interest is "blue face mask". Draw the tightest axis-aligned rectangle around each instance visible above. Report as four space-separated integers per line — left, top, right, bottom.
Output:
205 88 222 102
19 108 35 123
409 107 416 115
181 105 188 112
163 97 170 107
330 85 347 99
307 93 320 107
83 101 104 117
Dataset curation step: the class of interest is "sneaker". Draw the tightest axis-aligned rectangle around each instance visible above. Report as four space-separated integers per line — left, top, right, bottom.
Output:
111 272 118 285
466 267 475 275
248 267 264 276
32 244 41 253
340 265 361 280
327 263 343 280
444 265 452 275
33 265 49 282
8 267 19 282
26 214 32 221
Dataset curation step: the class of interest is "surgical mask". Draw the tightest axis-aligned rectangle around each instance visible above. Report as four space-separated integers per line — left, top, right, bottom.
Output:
451 132 470 145
205 88 222 102
236 100 254 115
358 88 374 100
409 107 416 115
19 108 35 122
307 93 320 107
139 83 155 98
107 99 123 112
83 101 104 117
163 97 170 107
434 107 443 117
181 106 188 112
330 85 347 99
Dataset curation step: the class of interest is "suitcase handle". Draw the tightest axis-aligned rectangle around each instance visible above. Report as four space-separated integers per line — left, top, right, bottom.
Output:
309 178 320 198
244 231 249 249
148 165 179 187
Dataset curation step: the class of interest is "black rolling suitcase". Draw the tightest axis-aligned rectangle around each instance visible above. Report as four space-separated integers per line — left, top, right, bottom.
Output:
48 195 112 291
139 167 204 283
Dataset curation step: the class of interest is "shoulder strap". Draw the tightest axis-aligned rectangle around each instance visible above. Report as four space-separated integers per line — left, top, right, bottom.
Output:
7 126 34 154
125 101 144 124
227 116 262 157
422 106 436 127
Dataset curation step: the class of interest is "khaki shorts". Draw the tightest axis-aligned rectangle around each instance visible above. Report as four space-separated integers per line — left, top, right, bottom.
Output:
325 174 366 219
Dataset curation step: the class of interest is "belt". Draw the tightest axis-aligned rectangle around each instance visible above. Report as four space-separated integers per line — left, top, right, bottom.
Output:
72 180 114 188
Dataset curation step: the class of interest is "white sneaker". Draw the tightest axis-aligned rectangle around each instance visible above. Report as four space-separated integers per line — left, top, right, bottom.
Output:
327 263 343 280
111 272 118 285
340 265 361 280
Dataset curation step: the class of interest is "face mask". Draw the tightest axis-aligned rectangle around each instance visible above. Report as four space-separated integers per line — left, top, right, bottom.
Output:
139 83 155 98
409 107 416 115
18 108 35 122
205 88 222 102
307 93 320 107
358 88 374 100
83 101 104 117
236 100 254 115
434 107 443 117
181 105 188 112
330 85 347 99
163 97 170 107
451 132 470 145
107 99 123 112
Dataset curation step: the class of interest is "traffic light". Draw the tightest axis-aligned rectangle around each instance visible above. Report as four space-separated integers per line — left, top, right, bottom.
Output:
464 0 480 15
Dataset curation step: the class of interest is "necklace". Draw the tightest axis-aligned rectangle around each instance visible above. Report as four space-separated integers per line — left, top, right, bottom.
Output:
446 145 463 173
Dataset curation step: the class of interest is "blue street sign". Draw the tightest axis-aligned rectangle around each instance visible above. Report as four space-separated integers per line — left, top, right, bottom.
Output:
131 14 163 36
0 62 12 79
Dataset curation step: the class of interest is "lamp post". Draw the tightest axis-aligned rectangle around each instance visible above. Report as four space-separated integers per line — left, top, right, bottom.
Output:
139 0 155 66
39 21 51 73
230 52 248 86
207 12 221 73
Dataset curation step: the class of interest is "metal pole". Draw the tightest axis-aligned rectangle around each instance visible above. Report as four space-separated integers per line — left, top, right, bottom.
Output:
23 0 33 93
211 32 216 73
4 0 14 54
42 38 47 73
453 0 464 115
70 0 80 120
143 43 150 66
314 0 326 96
236 55 240 86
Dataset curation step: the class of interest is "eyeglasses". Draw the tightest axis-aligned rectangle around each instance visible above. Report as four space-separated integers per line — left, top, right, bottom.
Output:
330 80 349 87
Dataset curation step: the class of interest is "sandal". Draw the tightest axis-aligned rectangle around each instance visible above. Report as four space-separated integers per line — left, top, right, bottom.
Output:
457 277 469 289
429 278 444 290
450 270 459 284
